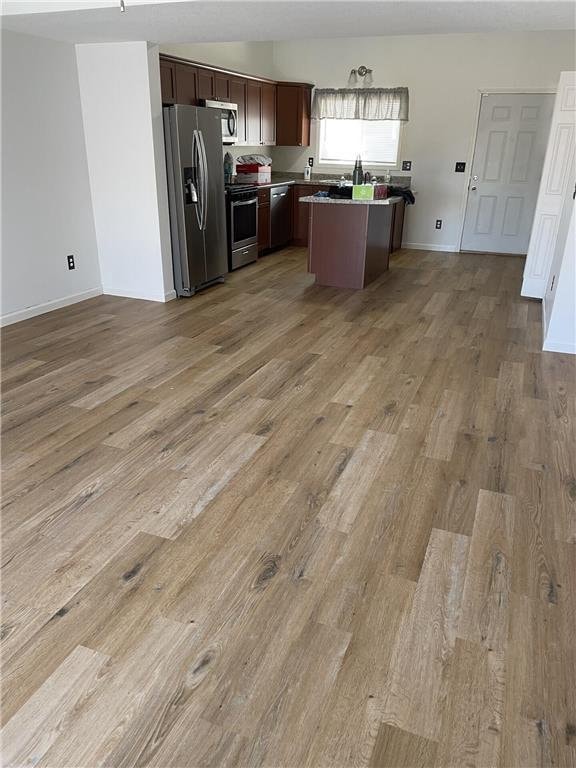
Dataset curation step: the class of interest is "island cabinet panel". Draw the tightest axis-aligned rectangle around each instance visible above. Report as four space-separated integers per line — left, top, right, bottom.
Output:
229 78 247 144
174 63 198 106
246 82 262 145
292 184 326 245
391 199 406 252
197 69 215 101
276 84 312 147
160 59 176 104
308 202 396 289
261 83 276 146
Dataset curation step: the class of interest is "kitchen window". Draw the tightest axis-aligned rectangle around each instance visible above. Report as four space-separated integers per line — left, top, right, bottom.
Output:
318 118 401 167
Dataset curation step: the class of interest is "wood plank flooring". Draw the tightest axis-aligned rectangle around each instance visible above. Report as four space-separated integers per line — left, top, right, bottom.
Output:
2 247 575 767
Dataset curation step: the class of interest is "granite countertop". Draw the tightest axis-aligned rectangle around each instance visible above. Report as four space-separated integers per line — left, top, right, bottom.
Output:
230 173 412 190
298 194 404 206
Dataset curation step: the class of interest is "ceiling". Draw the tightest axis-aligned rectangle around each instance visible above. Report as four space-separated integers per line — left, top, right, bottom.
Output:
2 0 575 44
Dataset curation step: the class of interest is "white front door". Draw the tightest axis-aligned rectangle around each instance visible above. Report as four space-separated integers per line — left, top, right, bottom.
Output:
461 93 554 254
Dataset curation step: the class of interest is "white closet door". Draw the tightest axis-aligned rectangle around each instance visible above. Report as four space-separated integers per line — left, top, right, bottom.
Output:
522 71 576 298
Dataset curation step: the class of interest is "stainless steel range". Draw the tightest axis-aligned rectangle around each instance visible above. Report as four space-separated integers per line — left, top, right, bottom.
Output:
226 185 258 270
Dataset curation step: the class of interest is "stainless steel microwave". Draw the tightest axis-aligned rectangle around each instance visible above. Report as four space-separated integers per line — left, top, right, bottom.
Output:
202 100 238 144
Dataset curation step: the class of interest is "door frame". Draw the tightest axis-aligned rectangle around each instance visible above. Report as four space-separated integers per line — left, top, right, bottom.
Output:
457 87 556 253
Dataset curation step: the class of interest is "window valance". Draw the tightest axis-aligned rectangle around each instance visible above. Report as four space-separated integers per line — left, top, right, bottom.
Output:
311 87 409 121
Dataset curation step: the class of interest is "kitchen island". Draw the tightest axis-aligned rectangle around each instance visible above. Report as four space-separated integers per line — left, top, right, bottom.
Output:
299 195 405 289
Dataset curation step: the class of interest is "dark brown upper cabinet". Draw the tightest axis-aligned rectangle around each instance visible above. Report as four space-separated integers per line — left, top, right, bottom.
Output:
229 78 247 144
261 83 276 146
160 59 176 104
246 81 262 145
214 73 230 101
159 54 313 148
197 69 215 101
174 63 197 106
276 83 313 147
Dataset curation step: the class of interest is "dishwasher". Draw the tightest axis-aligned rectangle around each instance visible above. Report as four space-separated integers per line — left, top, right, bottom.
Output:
270 185 292 249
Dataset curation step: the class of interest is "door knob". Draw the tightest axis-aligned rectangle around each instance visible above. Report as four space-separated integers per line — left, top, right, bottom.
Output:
471 186 477 191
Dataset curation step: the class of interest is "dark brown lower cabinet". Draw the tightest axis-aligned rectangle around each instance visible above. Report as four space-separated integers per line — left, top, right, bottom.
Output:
292 185 326 246
257 189 270 253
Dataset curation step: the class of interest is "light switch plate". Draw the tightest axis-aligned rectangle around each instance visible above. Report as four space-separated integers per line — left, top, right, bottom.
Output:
455 162 466 172
402 160 412 171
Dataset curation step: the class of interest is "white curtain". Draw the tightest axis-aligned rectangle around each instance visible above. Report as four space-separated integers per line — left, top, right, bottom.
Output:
311 87 409 121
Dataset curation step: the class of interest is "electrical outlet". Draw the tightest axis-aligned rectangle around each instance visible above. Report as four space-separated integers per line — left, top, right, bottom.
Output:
67 254 75 270
308 157 314 167
402 160 412 171
435 219 442 229
455 161 466 173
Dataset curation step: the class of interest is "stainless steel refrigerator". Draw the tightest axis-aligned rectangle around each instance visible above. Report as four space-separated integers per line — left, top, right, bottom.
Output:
163 105 228 296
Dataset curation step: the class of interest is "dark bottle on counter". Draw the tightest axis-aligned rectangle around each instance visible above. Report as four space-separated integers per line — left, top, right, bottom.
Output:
352 155 364 185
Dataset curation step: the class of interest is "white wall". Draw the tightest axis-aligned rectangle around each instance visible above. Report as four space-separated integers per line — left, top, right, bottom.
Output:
1 29 101 325
76 41 174 302
159 41 275 79
147 44 175 299
271 32 575 251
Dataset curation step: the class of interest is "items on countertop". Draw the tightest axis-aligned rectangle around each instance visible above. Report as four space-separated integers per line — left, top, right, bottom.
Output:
223 152 234 185
388 185 415 205
352 155 364 185
235 154 273 166
236 163 272 184
235 154 273 184
319 183 392 201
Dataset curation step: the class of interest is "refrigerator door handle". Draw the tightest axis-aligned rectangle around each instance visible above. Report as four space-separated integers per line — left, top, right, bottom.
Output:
192 129 203 229
198 130 209 231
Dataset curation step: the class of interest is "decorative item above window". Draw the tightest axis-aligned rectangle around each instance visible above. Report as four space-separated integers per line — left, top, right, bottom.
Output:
311 87 409 121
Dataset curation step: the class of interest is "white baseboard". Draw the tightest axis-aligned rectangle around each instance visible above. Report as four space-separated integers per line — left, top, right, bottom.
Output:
102 286 176 303
539 297 576 355
521 275 546 299
0 287 103 327
543 338 576 354
401 242 459 253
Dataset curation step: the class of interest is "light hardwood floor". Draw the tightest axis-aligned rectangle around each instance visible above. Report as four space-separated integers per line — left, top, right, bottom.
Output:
1 247 575 767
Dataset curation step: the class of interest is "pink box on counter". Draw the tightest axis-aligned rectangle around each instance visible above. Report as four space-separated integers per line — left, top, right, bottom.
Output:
373 184 388 199
235 164 272 184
